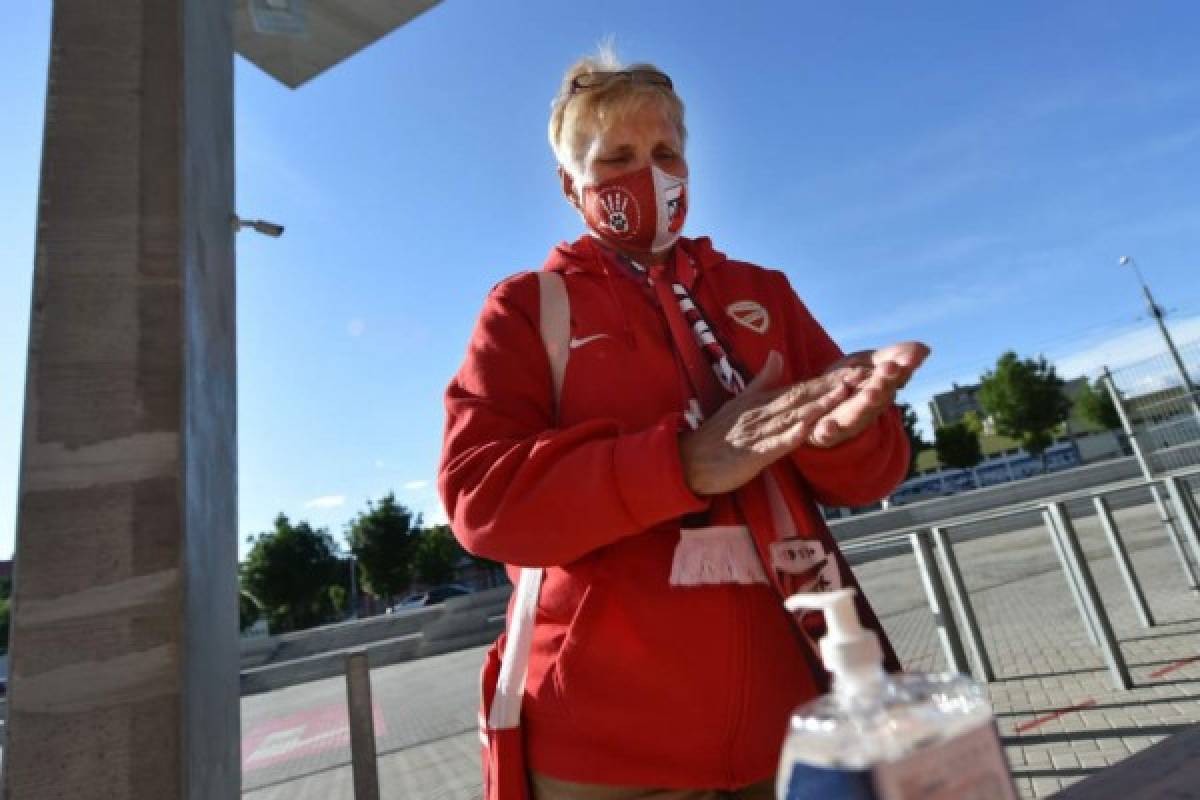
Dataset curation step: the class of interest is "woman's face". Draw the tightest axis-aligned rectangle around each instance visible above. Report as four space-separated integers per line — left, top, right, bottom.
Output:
571 102 688 191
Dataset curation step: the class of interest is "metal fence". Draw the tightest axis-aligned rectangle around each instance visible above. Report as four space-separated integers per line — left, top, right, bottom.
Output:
841 467 1200 692
1103 338 1200 476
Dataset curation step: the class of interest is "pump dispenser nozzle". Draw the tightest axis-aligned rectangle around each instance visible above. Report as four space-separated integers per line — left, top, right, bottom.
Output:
786 588 884 694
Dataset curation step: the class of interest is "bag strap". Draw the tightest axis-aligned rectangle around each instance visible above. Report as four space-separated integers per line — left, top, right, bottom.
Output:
487 270 568 730
538 269 569 417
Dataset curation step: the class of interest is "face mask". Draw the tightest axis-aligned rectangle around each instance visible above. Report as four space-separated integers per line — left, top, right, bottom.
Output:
581 164 688 253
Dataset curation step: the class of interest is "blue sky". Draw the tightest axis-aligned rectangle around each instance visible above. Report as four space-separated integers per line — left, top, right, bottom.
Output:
4 2 1200 559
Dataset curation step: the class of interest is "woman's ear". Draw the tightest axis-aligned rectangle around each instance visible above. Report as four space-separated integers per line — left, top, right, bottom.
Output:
558 165 582 212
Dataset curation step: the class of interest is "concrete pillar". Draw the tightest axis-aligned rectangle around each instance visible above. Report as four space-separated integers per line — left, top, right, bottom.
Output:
6 1 237 797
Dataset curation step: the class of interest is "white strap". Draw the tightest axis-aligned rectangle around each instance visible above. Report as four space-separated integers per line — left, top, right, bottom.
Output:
762 470 799 539
486 271 569 731
537 270 569 418
487 566 544 729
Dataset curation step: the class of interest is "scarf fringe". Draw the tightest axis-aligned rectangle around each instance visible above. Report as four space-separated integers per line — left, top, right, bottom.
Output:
669 526 768 587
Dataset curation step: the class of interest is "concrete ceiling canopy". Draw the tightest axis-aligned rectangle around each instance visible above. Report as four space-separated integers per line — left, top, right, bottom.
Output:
234 0 443 89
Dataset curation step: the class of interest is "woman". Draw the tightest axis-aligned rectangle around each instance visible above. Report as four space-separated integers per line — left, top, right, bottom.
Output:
439 51 928 799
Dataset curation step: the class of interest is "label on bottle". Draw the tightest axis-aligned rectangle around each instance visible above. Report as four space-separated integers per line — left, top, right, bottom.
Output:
784 721 1017 800
783 763 877 799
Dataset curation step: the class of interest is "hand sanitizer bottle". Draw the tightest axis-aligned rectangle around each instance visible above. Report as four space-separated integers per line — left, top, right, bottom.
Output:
776 589 1017 800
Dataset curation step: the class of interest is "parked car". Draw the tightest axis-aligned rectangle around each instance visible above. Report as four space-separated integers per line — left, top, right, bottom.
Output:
387 584 472 613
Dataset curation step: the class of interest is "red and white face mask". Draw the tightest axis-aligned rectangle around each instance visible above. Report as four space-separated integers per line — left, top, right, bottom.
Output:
581 164 688 254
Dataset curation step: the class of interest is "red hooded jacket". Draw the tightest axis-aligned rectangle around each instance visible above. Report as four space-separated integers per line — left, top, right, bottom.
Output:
439 236 908 789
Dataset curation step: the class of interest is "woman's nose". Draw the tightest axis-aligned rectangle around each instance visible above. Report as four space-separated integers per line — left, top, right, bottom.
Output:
629 148 655 172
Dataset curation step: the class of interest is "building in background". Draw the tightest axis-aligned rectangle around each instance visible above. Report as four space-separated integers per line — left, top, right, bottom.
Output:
929 377 1090 430
929 383 986 428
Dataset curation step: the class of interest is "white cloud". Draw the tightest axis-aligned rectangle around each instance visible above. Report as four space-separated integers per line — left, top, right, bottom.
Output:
303 494 346 509
830 271 1027 347
1049 315 1200 383
831 289 989 345
402 479 429 491
348 318 366 337
819 169 993 236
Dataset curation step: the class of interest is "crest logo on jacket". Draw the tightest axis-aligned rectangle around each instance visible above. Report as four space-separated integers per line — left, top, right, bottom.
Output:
595 187 640 239
726 300 770 334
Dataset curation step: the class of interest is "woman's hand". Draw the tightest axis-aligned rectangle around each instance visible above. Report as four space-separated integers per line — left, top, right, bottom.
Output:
678 351 868 496
806 341 930 448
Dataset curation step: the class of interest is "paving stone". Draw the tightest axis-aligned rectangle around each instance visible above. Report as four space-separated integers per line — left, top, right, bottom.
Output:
1031 777 1063 797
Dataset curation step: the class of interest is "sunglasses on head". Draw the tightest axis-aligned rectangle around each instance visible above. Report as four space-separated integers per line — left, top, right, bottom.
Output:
569 68 674 95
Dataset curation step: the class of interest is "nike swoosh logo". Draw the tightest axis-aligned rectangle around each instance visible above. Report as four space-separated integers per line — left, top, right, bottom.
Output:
568 333 612 349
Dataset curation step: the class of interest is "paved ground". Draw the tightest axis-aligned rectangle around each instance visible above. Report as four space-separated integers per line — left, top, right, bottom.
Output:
240 499 1200 799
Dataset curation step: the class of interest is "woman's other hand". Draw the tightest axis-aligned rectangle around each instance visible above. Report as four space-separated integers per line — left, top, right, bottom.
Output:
806 341 930 448
678 351 866 496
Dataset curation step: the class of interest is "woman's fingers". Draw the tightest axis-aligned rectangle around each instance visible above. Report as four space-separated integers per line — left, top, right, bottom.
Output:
730 380 849 452
873 341 930 366
808 376 898 447
755 366 867 420
768 381 857 452
808 417 842 448
873 342 931 386
752 341 932 451
734 375 849 442
874 360 902 381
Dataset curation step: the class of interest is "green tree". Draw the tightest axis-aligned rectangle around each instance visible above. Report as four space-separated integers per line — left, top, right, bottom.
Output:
1075 378 1121 430
935 422 983 470
346 493 421 602
328 585 348 616
978 351 1072 464
242 514 343 633
414 525 467 585
898 402 928 478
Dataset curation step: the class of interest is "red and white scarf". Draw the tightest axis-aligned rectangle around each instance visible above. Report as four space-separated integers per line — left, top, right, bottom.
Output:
613 248 843 594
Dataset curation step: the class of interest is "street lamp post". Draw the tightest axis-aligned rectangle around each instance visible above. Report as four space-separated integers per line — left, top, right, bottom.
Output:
1119 256 1200 423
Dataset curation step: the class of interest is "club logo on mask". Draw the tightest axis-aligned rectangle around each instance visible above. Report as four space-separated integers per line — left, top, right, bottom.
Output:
726 300 770 334
581 165 686 253
596 188 640 239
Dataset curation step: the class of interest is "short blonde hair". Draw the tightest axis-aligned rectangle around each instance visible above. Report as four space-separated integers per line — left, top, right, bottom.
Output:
548 47 687 176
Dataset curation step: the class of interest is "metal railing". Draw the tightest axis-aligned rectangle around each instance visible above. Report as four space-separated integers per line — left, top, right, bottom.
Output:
843 467 1200 692
345 650 382 800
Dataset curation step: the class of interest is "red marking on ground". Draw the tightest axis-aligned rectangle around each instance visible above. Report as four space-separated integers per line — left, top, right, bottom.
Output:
1149 655 1200 679
241 702 388 771
1014 698 1097 733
